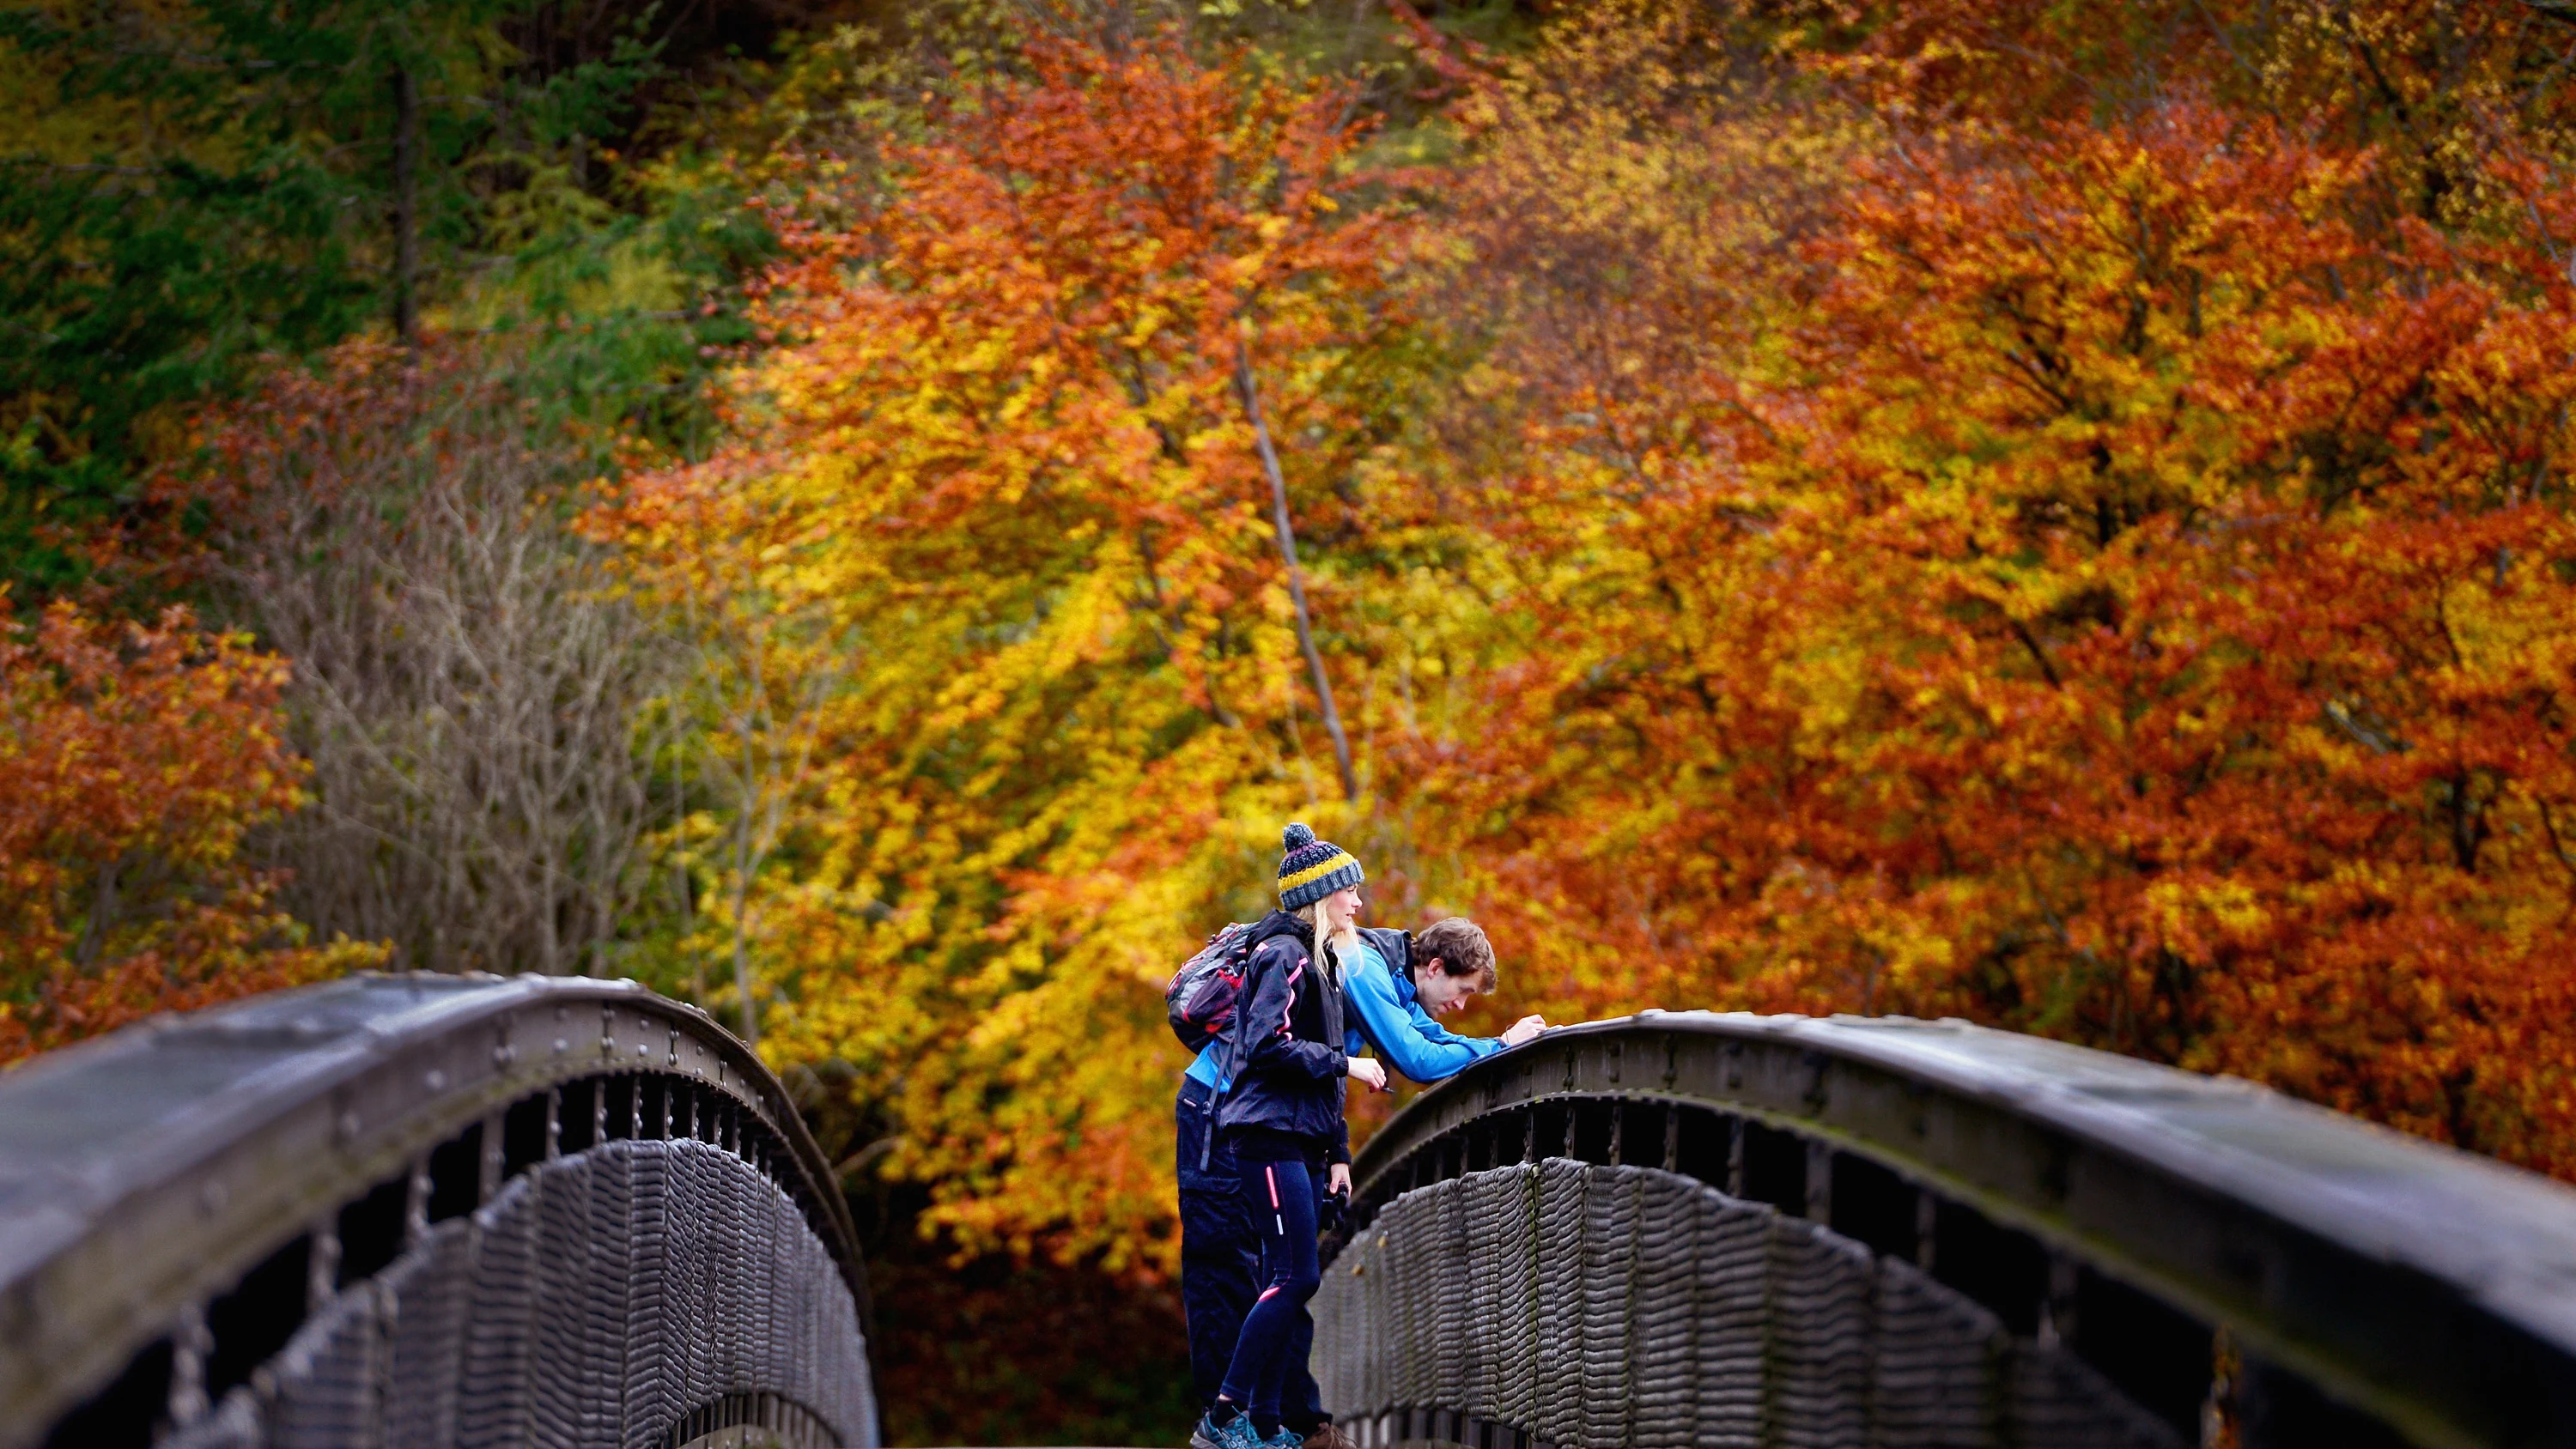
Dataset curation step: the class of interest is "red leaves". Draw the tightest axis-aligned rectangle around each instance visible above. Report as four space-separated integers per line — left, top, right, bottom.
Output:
1785 106 2576 1164
0 603 373 1064
1401 40 2576 1176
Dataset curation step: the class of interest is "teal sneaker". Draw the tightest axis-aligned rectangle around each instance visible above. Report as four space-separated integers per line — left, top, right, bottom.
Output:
1258 1428 1306 1449
1190 1410 1259 1449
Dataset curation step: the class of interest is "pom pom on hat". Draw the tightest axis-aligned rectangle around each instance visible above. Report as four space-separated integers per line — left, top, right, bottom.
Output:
1277 822 1364 910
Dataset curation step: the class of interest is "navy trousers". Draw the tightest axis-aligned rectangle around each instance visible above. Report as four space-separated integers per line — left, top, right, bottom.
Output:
1218 1149 1326 1422
1176 1079 1327 1430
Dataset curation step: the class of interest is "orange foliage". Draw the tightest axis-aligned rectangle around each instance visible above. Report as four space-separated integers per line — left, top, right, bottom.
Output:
586 1 2576 1267
600 30 1419 1265
1829 0 2576 233
1772 103 2576 1153
1405 11 2576 1170
0 603 380 1063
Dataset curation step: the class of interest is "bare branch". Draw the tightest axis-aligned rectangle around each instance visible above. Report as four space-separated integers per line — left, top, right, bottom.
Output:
200 362 683 977
1236 339 1359 803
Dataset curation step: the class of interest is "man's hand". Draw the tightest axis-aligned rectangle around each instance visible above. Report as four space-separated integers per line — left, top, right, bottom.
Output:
1501 1015 1547 1048
1327 1161 1352 1197
1347 1055 1389 1091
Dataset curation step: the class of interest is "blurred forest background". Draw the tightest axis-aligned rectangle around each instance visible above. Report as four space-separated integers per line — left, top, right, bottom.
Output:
9 0 2576 1439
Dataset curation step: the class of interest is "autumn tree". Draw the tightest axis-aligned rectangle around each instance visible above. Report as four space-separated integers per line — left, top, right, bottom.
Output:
1735 103 2576 1164
0 602 381 1062
178 338 684 978
1370 0 1868 1018
1826 0 2576 234
601 27 1427 1264
1399 1 2576 1173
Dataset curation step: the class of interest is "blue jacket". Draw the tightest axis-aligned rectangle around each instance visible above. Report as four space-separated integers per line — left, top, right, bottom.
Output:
1341 926 1504 1083
1209 912 1352 1163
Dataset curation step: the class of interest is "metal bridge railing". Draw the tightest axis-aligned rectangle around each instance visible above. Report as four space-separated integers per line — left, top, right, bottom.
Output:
1317 1011 2576 1449
0 973 879 1449
1318 1158 2181 1449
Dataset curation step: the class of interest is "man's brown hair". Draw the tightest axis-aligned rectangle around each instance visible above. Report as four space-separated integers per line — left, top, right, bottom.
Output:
1413 917 1497 993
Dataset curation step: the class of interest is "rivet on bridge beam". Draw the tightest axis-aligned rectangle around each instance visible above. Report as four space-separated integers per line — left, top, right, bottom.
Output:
477 1110 504 1203
404 1155 430 1246
167 1300 210 1428
2038 1250 2079 1351
307 1216 341 1313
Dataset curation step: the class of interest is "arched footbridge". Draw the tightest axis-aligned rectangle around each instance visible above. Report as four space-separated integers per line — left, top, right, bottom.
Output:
2 974 876 1449
1313 1012 2576 1449
8 981 2576 1448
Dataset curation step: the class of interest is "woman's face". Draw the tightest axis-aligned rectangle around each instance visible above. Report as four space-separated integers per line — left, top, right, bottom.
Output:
1320 886 1364 932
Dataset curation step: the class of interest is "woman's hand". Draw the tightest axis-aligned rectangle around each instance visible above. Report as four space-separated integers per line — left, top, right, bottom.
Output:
1347 1055 1389 1091
1328 1162 1352 1197
1501 1015 1547 1048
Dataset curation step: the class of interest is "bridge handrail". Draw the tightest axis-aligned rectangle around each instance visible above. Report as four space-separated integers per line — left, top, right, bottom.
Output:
0 972 866 1447
1343 1010 2576 1448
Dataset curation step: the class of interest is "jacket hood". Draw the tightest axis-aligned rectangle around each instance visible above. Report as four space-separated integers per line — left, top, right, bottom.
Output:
1358 925 1413 980
1248 909 1312 950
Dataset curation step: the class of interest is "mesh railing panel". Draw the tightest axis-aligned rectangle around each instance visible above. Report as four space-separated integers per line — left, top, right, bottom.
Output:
457 1174 538 1449
1692 1179 1771 1448
165 1137 875 1449
1313 1158 2185 1449
1577 1166 1637 1449
1533 1160 1586 1446
1627 1171 1700 1449
264 1274 381 1449
1431 1184 1473 1412
1870 1257 2007 1448
1767 1215 1874 1449
383 1219 474 1449
1481 1167 1540 1434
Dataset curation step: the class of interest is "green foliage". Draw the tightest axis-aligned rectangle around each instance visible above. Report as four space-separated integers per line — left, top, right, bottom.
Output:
0 0 769 597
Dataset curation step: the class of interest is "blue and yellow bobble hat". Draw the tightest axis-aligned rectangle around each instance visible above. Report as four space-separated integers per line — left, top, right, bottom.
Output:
1277 822 1365 911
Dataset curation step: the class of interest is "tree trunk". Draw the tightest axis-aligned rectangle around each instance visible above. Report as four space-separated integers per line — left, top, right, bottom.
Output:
392 67 419 345
731 792 760 1047
1236 343 1359 803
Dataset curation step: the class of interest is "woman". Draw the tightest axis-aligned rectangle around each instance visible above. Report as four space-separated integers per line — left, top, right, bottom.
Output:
1193 824 1388 1449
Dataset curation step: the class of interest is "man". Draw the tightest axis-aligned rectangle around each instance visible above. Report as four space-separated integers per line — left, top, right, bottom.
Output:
1343 916 1546 1078
1176 909 1541 1449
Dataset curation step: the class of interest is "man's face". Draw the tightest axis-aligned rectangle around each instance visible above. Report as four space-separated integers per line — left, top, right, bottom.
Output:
1414 962 1480 1016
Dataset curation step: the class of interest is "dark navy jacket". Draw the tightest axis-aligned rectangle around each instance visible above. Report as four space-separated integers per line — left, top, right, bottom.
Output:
1211 911 1352 1164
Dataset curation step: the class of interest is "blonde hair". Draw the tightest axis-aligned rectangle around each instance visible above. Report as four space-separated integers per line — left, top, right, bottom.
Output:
1303 898 1363 975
